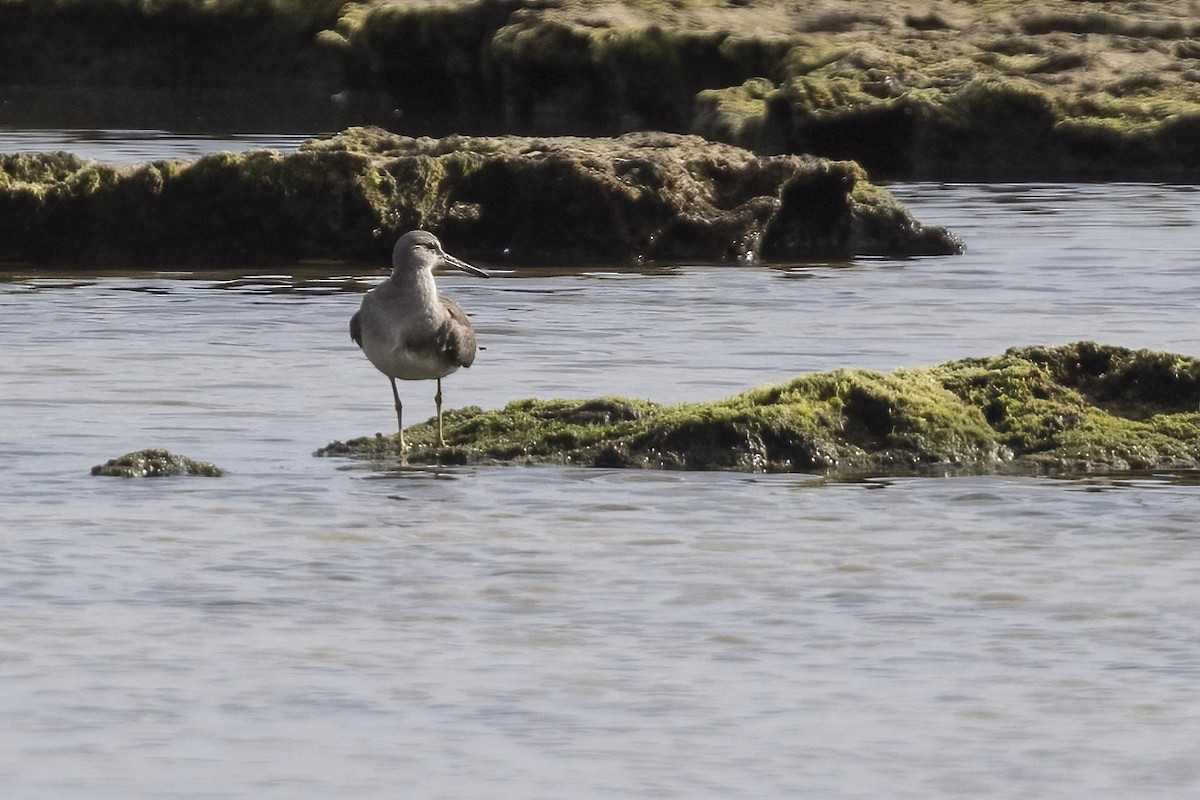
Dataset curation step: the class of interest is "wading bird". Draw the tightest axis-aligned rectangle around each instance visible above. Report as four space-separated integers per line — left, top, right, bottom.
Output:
350 231 489 450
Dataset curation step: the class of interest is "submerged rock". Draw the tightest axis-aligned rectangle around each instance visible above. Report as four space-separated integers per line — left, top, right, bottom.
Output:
0 129 960 266
317 343 1200 476
91 449 224 478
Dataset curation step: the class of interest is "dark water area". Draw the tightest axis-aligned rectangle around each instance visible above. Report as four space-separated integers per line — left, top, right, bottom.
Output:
2 124 1200 798
1 86 356 134
0 85 612 160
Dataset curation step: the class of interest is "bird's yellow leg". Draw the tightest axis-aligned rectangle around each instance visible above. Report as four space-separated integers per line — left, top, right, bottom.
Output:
390 377 409 452
435 378 446 447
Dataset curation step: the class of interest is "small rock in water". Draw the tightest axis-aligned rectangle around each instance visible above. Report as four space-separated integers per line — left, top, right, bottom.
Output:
91 449 224 478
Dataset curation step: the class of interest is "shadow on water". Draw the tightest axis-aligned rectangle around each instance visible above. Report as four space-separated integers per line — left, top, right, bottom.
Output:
353 461 477 484
0 85 625 163
1058 470 1200 491
0 85 497 141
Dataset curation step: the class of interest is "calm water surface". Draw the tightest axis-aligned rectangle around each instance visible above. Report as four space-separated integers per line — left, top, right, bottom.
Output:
0 128 316 164
3 172 1200 798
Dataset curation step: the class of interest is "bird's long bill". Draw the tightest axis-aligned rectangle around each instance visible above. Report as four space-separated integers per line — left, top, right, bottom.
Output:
444 253 490 278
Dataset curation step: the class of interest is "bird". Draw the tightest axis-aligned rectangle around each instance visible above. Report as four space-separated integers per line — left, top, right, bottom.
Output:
350 230 489 451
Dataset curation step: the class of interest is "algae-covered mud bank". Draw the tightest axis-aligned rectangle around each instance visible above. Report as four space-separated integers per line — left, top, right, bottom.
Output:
5 0 1199 179
0 128 958 266
318 343 1200 476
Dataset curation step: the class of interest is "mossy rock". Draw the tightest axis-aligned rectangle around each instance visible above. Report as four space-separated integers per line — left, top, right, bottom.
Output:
0 129 960 266
92 449 224 478
318 343 1200 475
307 128 961 261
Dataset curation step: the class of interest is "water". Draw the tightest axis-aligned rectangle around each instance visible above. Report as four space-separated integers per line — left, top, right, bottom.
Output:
0 88 333 163
0 127 317 164
3 174 1200 797
0 85 414 164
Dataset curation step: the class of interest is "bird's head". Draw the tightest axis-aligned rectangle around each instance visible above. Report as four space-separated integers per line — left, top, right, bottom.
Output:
392 231 489 278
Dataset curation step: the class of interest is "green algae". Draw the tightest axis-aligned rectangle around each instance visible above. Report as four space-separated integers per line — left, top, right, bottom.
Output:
693 79 774 146
92 448 224 477
934 343 1200 471
317 343 1200 476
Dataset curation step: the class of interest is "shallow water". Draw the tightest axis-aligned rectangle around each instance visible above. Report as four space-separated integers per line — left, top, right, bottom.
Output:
0 89 332 163
3 182 1200 798
0 127 317 164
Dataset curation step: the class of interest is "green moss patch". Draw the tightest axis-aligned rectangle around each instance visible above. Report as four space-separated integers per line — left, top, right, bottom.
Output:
318 343 1200 475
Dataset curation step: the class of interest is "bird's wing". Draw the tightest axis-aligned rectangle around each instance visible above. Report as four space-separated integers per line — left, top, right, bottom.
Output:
439 297 478 368
349 309 363 348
